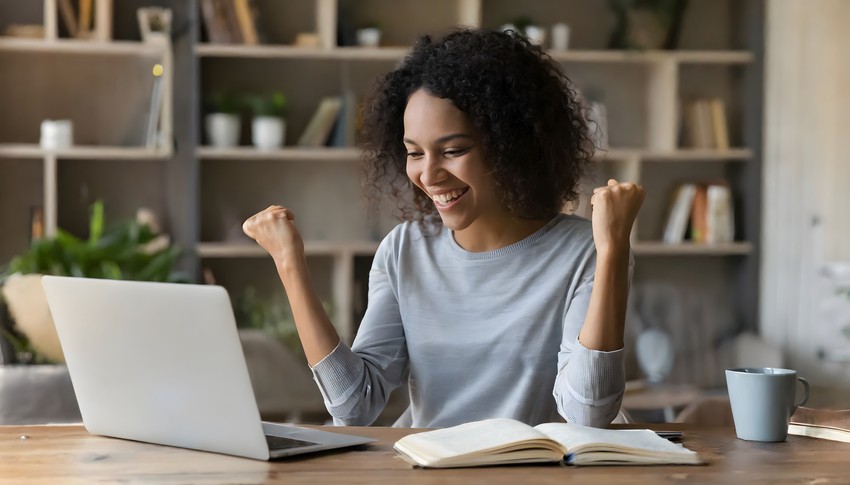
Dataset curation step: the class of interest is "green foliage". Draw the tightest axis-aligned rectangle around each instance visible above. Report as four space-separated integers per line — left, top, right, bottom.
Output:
247 91 287 118
0 201 185 362
510 16 535 32
205 90 245 115
607 0 689 50
1 201 185 284
234 287 332 359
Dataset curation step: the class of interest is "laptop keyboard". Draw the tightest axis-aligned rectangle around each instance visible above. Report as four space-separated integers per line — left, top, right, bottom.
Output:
265 434 320 451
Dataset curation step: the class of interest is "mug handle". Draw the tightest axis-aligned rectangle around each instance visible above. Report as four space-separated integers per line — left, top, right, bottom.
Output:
793 377 810 413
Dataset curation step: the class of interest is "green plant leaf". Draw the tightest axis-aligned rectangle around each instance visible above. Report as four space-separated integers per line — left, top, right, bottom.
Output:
88 200 104 244
1 201 186 364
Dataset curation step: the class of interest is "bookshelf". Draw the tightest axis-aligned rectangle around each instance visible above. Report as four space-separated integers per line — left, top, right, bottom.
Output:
0 1 763 395
192 0 763 393
0 0 174 266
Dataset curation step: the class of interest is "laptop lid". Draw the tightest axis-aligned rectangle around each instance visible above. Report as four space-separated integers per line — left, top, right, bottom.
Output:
42 276 271 460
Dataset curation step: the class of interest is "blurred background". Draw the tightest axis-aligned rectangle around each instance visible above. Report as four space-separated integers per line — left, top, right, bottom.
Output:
0 0 848 426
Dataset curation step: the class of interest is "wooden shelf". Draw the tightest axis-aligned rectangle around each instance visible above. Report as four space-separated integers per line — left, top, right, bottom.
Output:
672 50 755 64
0 144 170 160
0 38 164 56
196 44 408 61
197 44 754 65
593 148 752 162
197 241 379 258
633 242 754 256
550 49 753 64
196 147 750 163
197 147 359 161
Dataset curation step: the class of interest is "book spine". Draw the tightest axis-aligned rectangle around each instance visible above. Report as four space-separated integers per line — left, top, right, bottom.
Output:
663 183 696 244
233 0 258 45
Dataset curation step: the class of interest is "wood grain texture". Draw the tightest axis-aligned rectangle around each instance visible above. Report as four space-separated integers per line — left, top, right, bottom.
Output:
1 424 849 484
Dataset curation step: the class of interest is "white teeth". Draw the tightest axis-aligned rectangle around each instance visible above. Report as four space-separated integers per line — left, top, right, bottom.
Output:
432 189 465 204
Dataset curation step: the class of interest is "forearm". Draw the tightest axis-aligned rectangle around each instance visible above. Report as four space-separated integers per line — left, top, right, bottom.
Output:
276 257 341 366
554 338 625 427
578 246 630 351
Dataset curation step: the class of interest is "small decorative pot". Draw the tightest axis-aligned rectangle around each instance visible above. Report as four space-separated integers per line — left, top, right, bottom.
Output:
251 116 286 150
205 113 241 148
356 27 381 47
524 25 546 46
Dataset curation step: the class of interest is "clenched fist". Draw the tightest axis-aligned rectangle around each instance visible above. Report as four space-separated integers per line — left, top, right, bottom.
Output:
242 205 305 267
590 179 645 256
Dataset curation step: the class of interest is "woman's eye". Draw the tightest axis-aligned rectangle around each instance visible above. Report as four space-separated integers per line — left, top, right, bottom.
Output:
444 148 470 157
406 151 423 159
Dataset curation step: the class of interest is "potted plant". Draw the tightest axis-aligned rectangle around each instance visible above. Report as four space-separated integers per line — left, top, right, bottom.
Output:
247 91 287 150
355 22 381 47
1 200 185 362
499 16 546 46
607 0 689 50
0 201 185 424
204 90 243 148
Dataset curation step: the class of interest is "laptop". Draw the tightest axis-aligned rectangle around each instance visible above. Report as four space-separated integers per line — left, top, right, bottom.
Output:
41 275 375 460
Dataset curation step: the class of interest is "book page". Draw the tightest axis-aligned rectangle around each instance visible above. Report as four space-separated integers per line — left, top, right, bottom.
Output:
534 423 700 463
789 423 850 443
394 418 562 467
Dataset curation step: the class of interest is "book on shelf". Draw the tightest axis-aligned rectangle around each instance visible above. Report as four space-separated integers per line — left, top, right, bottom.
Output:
232 0 258 45
789 407 850 443
663 183 696 244
78 0 93 38
30 206 44 242
664 182 734 245
682 97 729 150
221 0 243 44
705 184 734 244
709 98 729 150
201 0 258 45
328 91 358 148
297 97 342 147
199 0 233 44
393 418 702 468
58 0 78 38
689 184 708 243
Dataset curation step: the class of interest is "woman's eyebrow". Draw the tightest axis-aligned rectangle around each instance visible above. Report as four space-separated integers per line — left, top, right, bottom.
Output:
403 133 474 145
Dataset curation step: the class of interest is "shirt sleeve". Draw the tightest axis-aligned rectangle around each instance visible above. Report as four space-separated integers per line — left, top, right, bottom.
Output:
309 237 408 426
552 251 633 427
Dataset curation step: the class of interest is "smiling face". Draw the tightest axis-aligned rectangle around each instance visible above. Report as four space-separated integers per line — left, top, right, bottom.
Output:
403 89 509 238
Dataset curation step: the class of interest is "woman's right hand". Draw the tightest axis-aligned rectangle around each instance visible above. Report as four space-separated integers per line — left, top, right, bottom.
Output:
242 205 305 268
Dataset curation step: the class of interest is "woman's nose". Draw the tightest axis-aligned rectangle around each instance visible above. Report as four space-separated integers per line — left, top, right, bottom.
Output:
420 154 447 186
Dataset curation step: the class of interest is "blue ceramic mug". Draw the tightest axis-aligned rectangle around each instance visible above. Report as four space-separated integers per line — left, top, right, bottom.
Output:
726 367 809 442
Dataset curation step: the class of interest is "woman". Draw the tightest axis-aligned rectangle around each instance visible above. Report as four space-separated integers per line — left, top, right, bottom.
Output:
242 29 644 428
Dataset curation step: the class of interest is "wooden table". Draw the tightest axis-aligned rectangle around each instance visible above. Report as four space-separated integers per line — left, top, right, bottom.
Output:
2 423 849 484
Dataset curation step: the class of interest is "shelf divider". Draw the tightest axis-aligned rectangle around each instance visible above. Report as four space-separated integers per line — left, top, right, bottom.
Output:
646 58 678 151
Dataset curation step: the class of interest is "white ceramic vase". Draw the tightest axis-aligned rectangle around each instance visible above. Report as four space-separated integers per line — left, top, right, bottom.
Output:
636 328 674 383
205 113 240 148
524 25 546 46
251 116 286 150
1 274 63 363
356 27 381 47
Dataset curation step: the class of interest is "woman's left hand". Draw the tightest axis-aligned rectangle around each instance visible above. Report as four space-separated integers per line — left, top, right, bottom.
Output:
590 179 645 256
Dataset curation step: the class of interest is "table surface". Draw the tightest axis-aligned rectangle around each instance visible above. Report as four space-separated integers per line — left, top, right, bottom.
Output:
2 423 849 484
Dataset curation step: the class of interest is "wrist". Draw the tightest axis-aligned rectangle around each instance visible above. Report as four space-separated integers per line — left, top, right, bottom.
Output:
595 242 630 264
274 251 307 277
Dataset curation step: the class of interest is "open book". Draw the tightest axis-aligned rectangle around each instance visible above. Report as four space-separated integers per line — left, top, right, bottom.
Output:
393 418 702 468
789 407 850 443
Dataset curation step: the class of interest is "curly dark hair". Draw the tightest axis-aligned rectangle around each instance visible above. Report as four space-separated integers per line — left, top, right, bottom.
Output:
359 28 596 223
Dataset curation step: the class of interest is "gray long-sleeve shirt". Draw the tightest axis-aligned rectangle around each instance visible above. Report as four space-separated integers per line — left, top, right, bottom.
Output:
310 214 627 428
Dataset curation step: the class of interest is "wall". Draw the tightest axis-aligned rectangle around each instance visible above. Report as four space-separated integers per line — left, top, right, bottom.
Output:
762 0 850 391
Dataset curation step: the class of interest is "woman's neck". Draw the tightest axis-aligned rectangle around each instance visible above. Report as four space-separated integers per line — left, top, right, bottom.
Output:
453 214 552 252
